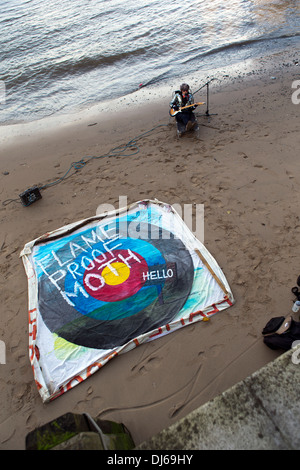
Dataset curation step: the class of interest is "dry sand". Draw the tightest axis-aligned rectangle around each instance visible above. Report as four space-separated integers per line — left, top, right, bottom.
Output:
0 47 299 449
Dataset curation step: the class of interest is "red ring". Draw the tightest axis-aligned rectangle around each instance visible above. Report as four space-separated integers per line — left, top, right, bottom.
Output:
83 249 148 302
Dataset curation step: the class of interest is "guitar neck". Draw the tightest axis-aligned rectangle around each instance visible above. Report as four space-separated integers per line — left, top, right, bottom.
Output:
169 101 205 117
181 102 204 110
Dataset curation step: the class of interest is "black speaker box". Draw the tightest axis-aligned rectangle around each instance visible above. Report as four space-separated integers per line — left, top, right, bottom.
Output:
19 186 42 206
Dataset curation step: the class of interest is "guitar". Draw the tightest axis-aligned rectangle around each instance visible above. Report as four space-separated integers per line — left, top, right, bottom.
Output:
169 102 205 117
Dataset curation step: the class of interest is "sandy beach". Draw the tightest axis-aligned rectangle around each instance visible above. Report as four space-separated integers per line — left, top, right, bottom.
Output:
0 47 299 449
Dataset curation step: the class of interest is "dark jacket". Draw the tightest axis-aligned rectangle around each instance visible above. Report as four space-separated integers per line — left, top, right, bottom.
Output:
170 90 195 111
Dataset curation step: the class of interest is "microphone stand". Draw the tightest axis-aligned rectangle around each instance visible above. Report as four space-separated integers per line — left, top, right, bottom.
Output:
194 78 217 119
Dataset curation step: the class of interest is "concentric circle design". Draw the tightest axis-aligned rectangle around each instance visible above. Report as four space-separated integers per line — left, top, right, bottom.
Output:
83 249 149 302
37 222 194 349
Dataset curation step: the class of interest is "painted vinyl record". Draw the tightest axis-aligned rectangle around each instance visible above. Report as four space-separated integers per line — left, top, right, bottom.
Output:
37 222 194 350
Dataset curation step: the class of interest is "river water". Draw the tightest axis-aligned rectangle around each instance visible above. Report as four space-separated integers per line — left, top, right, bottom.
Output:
1 0 299 124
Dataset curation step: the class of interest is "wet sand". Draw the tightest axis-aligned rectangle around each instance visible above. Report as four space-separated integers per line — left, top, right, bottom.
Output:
0 47 299 449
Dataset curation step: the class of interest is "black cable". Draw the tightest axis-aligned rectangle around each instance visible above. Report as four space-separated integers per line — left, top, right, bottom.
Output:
2 197 22 206
39 124 168 190
2 124 169 206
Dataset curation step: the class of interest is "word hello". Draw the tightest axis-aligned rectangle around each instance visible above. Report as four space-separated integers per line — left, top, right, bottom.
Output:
143 267 174 281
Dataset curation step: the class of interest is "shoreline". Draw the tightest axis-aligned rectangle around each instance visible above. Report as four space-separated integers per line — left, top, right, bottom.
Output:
0 46 299 449
1 45 299 150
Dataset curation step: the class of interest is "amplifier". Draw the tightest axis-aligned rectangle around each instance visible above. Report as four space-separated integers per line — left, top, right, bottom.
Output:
19 186 42 207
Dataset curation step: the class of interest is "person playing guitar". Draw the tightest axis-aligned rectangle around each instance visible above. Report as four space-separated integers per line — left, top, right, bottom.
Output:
169 83 201 137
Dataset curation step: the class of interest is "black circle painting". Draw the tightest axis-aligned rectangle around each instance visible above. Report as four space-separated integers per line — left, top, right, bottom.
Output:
37 222 194 350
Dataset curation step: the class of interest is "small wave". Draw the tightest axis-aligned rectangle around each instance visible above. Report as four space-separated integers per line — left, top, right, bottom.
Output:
6 47 150 90
185 32 300 63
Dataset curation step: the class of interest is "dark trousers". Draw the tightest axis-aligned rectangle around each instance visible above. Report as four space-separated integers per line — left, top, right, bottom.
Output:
175 111 196 132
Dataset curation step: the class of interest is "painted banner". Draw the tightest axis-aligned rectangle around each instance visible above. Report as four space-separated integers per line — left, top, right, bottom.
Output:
21 199 234 402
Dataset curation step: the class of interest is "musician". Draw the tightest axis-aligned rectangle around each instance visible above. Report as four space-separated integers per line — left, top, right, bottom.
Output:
170 83 199 137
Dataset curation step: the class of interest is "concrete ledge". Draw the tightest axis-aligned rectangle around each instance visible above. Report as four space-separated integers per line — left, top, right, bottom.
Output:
137 346 300 450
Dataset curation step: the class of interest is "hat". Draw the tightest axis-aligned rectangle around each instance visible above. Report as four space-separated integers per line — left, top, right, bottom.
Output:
180 83 189 92
262 315 292 336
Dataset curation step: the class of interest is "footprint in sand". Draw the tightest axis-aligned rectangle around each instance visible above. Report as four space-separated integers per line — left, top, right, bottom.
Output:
26 411 37 430
238 152 248 159
208 344 225 358
168 401 186 419
286 170 295 179
174 164 187 173
74 395 104 412
131 356 162 376
186 350 205 366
